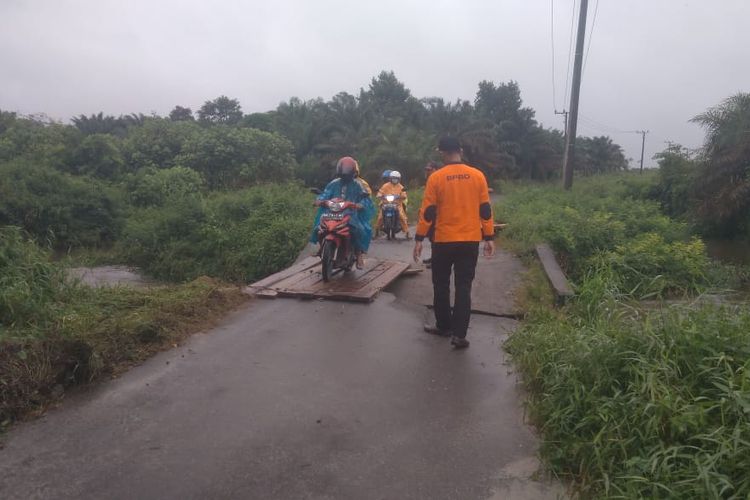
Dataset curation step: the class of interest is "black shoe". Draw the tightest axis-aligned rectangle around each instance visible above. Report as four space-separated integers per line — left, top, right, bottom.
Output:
422 257 432 264
450 336 470 349
424 325 452 337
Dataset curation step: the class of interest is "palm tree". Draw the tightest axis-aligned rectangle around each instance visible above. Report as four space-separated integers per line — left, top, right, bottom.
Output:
691 92 750 235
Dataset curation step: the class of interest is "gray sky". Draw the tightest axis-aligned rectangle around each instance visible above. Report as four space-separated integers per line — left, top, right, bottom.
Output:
2 0 748 168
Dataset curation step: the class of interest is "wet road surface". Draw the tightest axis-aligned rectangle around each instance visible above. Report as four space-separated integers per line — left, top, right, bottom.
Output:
1 239 565 499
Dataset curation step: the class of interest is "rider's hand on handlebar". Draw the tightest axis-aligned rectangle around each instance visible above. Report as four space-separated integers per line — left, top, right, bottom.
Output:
354 203 364 210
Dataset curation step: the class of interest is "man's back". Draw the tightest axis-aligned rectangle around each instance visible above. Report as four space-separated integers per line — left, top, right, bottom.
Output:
417 163 494 243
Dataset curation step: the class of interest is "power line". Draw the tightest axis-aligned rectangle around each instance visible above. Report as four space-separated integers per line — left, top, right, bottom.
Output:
563 0 577 105
550 0 558 110
582 0 600 75
579 113 637 135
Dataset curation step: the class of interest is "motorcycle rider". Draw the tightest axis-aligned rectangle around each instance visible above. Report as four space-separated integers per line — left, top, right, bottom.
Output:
374 170 392 238
311 156 374 269
376 170 410 239
354 160 374 197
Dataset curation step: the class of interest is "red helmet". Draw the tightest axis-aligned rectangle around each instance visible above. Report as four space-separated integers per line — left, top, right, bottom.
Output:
336 156 357 181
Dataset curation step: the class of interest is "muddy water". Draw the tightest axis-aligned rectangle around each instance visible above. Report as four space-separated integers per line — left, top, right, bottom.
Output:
67 266 153 288
705 239 750 265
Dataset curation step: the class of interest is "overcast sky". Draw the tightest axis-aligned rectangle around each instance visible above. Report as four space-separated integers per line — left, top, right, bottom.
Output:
2 0 748 168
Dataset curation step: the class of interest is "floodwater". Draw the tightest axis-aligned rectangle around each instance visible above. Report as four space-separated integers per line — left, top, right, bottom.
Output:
705 239 750 266
67 265 153 288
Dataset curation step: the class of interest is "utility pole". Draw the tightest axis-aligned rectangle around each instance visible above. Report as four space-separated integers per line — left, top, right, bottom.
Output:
561 0 589 190
555 109 569 142
638 130 649 173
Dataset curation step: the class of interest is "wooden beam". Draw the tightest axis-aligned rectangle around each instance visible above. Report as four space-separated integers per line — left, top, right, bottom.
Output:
535 244 574 306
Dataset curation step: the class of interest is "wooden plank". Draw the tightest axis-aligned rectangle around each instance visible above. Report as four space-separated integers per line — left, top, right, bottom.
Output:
535 243 574 305
269 266 320 292
400 266 423 276
317 261 410 302
244 256 319 295
275 260 410 303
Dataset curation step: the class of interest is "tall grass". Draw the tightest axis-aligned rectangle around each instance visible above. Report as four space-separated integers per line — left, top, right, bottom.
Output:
496 173 710 297
506 282 750 498
0 228 247 428
0 226 68 330
500 174 750 497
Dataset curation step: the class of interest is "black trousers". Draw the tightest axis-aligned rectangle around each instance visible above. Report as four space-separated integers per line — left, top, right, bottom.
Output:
431 242 479 339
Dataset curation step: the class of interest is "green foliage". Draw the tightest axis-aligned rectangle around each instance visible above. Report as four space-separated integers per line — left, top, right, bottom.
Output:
0 161 122 249
125 166 204 207
263 72 621 186
497 174 699 294
597 233 709 297
168 105 194 122
502 171 750 496
120 183 313 282
691 93 750 238
177 126 297 189
506 294 750 498
121 117 200 171
0 227 67 329
652 144 699 219
68 133 124 178
649 93 750 240
71 112 137 137
0 116 80 170
197 95 243 125
575 135 629 174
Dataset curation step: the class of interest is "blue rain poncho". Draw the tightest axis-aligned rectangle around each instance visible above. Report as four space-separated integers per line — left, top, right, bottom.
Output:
310 177 375 253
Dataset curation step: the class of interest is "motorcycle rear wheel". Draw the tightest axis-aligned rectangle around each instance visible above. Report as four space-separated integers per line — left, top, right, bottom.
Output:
321 240 335 282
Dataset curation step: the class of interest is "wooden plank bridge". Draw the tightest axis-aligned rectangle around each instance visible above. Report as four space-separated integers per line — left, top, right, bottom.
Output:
244 256 411 303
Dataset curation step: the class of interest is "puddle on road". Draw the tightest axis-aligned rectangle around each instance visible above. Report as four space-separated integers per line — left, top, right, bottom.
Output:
67 266 154 288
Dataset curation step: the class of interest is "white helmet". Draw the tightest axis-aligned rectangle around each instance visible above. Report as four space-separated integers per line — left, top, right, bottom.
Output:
389 170 401 180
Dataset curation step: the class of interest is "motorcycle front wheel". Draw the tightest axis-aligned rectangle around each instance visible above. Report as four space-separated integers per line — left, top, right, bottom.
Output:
321 240 335 282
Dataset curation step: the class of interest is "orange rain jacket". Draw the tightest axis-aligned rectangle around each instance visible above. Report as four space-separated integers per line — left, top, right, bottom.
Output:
415 163 494 243
376 182 409 232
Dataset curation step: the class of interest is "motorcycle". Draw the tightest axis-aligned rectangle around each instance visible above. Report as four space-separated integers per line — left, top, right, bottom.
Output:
316 197 359 282
379 194 402 240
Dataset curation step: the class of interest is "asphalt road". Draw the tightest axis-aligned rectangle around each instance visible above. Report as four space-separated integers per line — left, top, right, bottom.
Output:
0 237 564 500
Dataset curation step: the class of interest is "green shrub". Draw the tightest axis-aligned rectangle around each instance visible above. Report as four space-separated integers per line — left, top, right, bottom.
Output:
120 183 313 282
125 166 204 207
0 117 80 171
0 161 122 249
177 126 298 189
497 174 698 295
121 118 200 171
0 227 67 330
67 133 124 179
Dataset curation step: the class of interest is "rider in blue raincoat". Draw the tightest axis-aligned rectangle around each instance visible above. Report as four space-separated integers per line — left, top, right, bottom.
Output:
310 157 375 269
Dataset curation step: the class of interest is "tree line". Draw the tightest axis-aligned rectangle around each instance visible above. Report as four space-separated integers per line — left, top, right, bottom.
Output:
0 71 630 258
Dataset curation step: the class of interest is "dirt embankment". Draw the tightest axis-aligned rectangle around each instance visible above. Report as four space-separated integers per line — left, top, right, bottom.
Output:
1 277 249 431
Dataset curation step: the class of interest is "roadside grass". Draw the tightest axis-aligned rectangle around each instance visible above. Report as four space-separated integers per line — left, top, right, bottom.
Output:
498 174 750 498
56 246 122 268
1 227 248 430
405 186 423 223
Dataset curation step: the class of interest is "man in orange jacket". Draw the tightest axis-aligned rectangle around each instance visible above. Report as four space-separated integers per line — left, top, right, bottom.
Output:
413 137 495 349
